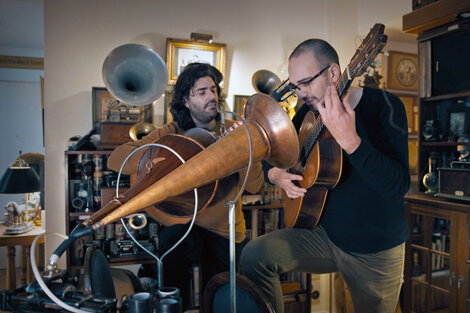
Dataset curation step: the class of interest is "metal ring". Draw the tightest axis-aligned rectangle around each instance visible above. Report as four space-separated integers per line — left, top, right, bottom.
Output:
127 213 147 230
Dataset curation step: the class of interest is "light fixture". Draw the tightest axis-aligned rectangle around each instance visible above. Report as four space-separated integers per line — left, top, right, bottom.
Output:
190 32 213 43
0 151 41 234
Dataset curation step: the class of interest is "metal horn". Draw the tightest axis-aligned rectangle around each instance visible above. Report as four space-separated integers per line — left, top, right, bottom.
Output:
102 43 168 106
252 69 298 118
129 122 157 141
252 69 281 95
87 94 299 230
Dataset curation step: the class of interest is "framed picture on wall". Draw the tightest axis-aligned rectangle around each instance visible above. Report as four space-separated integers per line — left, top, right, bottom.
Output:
163 91 173 124
166 38 226 86
233 95 250 118
92 87 152 128
446 106 470 140
387 51 418 91
408 139 418 175
396 92 419 135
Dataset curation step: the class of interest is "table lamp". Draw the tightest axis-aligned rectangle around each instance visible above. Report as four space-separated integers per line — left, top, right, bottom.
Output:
0 151 41 235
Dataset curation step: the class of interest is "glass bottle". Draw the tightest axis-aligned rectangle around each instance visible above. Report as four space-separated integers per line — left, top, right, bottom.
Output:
422 152 439 194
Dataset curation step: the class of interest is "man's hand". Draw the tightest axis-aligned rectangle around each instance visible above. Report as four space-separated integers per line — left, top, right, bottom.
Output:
268 167 307 199
317 86 361 154
226 120 243 133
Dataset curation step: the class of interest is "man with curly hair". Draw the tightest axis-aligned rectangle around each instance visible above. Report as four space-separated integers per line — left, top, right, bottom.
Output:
108 62 263 310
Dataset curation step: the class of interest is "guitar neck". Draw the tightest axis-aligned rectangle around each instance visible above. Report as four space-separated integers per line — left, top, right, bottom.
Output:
337 66 354 99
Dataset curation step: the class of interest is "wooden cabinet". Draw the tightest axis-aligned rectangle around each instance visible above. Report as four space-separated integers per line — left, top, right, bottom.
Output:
414 22 470 195
65 150 156 269
404 194 470 312
402 6 470 312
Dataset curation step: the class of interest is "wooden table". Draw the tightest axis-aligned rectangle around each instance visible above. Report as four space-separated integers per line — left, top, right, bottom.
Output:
0 224 45 289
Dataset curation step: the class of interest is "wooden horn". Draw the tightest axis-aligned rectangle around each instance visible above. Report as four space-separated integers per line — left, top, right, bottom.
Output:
82 133 218 228
89 93 299 230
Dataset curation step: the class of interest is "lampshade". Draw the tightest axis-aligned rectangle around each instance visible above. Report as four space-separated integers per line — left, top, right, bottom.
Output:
0 166 41 194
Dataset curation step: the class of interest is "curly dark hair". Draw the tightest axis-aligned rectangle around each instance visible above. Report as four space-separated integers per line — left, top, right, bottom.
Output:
170 62 223 131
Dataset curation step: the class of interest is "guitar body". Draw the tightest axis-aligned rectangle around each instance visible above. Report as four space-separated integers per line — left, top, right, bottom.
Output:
283 111 343 228
136 130 219 225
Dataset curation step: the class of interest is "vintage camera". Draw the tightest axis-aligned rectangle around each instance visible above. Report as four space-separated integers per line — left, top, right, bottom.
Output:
422 119 439 141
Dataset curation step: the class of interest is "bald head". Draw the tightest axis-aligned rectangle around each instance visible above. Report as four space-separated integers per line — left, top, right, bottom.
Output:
289 39 339 67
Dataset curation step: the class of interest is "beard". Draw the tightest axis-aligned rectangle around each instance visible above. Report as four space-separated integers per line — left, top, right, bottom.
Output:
302 96 321 111
189 100 219 124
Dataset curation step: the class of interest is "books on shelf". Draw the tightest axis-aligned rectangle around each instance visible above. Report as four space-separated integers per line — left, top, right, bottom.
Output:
431 232 448 271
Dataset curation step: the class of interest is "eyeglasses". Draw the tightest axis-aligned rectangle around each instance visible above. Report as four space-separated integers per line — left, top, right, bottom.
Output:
288 65 330 91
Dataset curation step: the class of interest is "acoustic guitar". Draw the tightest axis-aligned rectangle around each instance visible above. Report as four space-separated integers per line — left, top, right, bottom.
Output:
283 23 388 229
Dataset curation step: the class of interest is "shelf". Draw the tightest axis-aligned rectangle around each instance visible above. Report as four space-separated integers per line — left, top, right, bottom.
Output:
403 0 470 34
107 254 156 264
422 141 470 147
70 254 156 270
69 212 94 217
405 194 470 213
66 150 113 155
422 90 470 101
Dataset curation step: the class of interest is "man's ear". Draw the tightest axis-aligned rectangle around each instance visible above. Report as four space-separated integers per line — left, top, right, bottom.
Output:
183 97 190 109
329 64 341 83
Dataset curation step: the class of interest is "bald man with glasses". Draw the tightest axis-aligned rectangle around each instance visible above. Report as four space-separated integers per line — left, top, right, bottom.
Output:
241 39 410 313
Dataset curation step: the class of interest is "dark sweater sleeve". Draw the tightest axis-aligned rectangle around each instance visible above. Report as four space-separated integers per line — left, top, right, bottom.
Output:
347 90 410 199
261 160 274 184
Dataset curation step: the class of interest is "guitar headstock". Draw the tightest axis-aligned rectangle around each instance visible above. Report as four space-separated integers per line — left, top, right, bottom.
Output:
347 23 388 80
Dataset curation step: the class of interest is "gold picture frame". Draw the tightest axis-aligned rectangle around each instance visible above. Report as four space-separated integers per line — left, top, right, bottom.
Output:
408 138 418 176
166 38 226 85
396 93 419 135
233 95 250 118
387 51 418 91
163 91 173 124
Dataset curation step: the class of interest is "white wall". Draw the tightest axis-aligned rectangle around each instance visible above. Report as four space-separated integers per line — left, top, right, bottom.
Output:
0 46 44 267
43 0 413 309
0 0 45 268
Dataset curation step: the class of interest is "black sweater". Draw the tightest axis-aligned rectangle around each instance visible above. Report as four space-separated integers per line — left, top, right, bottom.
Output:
264 86 410 253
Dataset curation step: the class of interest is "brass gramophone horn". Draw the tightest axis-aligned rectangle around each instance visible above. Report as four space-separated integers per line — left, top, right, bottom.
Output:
129 122 157 141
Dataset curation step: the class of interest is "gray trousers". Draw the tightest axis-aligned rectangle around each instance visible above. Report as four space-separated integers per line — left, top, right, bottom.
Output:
241 226 405 313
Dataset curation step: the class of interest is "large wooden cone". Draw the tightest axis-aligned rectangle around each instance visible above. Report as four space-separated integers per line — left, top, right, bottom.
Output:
91 93 299 229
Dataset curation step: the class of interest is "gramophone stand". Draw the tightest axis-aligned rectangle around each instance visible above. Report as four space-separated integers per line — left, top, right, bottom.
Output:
228 200 236 313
